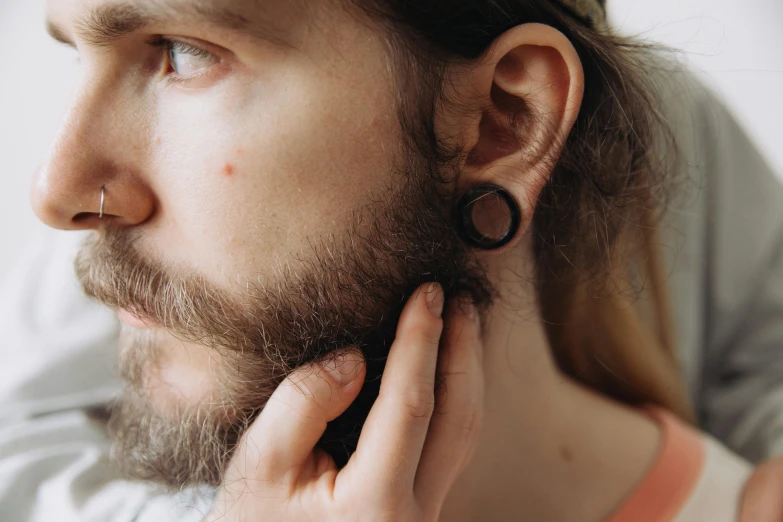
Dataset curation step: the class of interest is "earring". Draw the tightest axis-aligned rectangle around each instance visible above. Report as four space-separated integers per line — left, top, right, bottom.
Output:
457 184 522 250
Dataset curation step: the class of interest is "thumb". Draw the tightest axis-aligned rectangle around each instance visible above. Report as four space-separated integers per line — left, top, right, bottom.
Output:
227 349 366 485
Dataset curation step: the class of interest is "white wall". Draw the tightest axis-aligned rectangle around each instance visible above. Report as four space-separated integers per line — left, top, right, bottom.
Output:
609 0 783 176
0 0 79 280
1 0 782 283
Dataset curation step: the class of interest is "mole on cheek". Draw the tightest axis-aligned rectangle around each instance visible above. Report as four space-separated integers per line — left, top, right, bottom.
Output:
223 163 236 176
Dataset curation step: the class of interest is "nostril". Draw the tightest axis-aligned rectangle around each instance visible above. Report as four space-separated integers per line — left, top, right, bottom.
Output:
73 212 95 223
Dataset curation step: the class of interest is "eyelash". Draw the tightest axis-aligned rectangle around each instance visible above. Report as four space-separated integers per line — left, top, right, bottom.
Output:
148 37 217 84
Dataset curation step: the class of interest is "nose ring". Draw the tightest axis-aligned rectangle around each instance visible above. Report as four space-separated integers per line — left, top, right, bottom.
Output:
99 186 106 219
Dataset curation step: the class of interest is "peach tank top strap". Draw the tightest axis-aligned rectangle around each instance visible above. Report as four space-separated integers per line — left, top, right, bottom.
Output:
606 407 705 522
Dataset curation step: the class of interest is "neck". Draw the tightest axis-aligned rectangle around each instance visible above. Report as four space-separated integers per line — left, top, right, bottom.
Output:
440 262 662 522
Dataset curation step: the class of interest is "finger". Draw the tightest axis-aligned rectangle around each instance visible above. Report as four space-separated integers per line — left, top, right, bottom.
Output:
228 349 366 485
344 283 445 489
415 300 484 507
740 457 783 522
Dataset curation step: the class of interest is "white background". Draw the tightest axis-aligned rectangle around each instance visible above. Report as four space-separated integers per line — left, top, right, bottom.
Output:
1 0 782 282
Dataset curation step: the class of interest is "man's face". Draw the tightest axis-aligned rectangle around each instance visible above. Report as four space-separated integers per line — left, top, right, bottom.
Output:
34 0 492 486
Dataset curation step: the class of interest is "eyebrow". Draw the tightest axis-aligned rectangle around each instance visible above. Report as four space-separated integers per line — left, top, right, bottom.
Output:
46 1 295 48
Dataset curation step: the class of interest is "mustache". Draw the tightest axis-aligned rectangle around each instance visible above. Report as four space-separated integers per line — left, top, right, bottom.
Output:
74 230 382 382
75 230 257 351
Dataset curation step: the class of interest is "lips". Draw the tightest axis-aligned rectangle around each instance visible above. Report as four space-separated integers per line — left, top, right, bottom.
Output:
118 308 155 329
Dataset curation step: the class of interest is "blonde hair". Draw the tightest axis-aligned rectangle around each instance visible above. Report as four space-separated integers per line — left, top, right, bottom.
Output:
540 210 695 423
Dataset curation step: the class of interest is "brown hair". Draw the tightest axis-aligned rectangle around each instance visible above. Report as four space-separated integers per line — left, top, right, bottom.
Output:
349 0 695 422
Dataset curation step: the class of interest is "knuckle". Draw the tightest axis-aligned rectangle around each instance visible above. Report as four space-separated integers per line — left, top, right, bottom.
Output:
401 318 443 348
433 386 483 446
364 490 407 517
402 383 436 419
455 400 482 441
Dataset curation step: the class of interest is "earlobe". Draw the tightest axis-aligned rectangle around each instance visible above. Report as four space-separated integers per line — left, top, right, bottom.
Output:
456 184 522 251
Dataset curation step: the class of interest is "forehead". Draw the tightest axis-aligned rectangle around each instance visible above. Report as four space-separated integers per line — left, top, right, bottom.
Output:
45 0 325 47
46 0 312 22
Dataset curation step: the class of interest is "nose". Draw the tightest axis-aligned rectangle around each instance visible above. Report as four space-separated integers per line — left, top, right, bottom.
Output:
31 81 156 231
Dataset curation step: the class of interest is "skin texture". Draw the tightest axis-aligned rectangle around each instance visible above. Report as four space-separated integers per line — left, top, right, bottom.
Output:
741 457 783 522
204 285 486 522
33 0 670 520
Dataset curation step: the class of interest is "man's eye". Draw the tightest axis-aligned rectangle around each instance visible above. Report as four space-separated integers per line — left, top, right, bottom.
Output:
155 39 218 76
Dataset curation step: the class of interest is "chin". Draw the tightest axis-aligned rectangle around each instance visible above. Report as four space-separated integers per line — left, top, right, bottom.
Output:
118 325 224 415
110 327 250 488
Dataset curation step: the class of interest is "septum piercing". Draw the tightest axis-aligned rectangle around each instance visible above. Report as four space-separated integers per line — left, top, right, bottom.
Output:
99 186 106 219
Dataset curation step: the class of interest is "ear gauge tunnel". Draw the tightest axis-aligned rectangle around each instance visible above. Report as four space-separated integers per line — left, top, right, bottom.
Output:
457 184 522 250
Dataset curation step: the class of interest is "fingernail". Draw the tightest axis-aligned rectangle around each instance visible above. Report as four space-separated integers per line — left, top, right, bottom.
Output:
425 282 445 317
322 350 364 386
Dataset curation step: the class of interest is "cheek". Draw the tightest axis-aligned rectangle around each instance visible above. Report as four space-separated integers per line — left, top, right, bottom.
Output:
148 74 399 289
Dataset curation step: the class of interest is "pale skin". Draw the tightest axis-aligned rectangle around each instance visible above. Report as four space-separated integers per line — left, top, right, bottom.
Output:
35 1 667 521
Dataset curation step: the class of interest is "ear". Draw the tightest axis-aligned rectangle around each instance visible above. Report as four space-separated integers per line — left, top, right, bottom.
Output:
440 23 585 247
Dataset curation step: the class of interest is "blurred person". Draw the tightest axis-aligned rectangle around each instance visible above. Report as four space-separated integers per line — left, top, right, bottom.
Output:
3 0 783 520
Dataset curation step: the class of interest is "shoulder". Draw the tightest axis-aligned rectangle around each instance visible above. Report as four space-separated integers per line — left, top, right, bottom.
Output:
638 409 783 522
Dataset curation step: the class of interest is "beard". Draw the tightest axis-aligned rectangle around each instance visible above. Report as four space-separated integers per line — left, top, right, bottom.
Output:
75 144 495 489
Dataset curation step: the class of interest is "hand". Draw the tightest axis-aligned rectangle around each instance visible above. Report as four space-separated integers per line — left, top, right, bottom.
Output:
741 456 783 522
206 283 484 522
